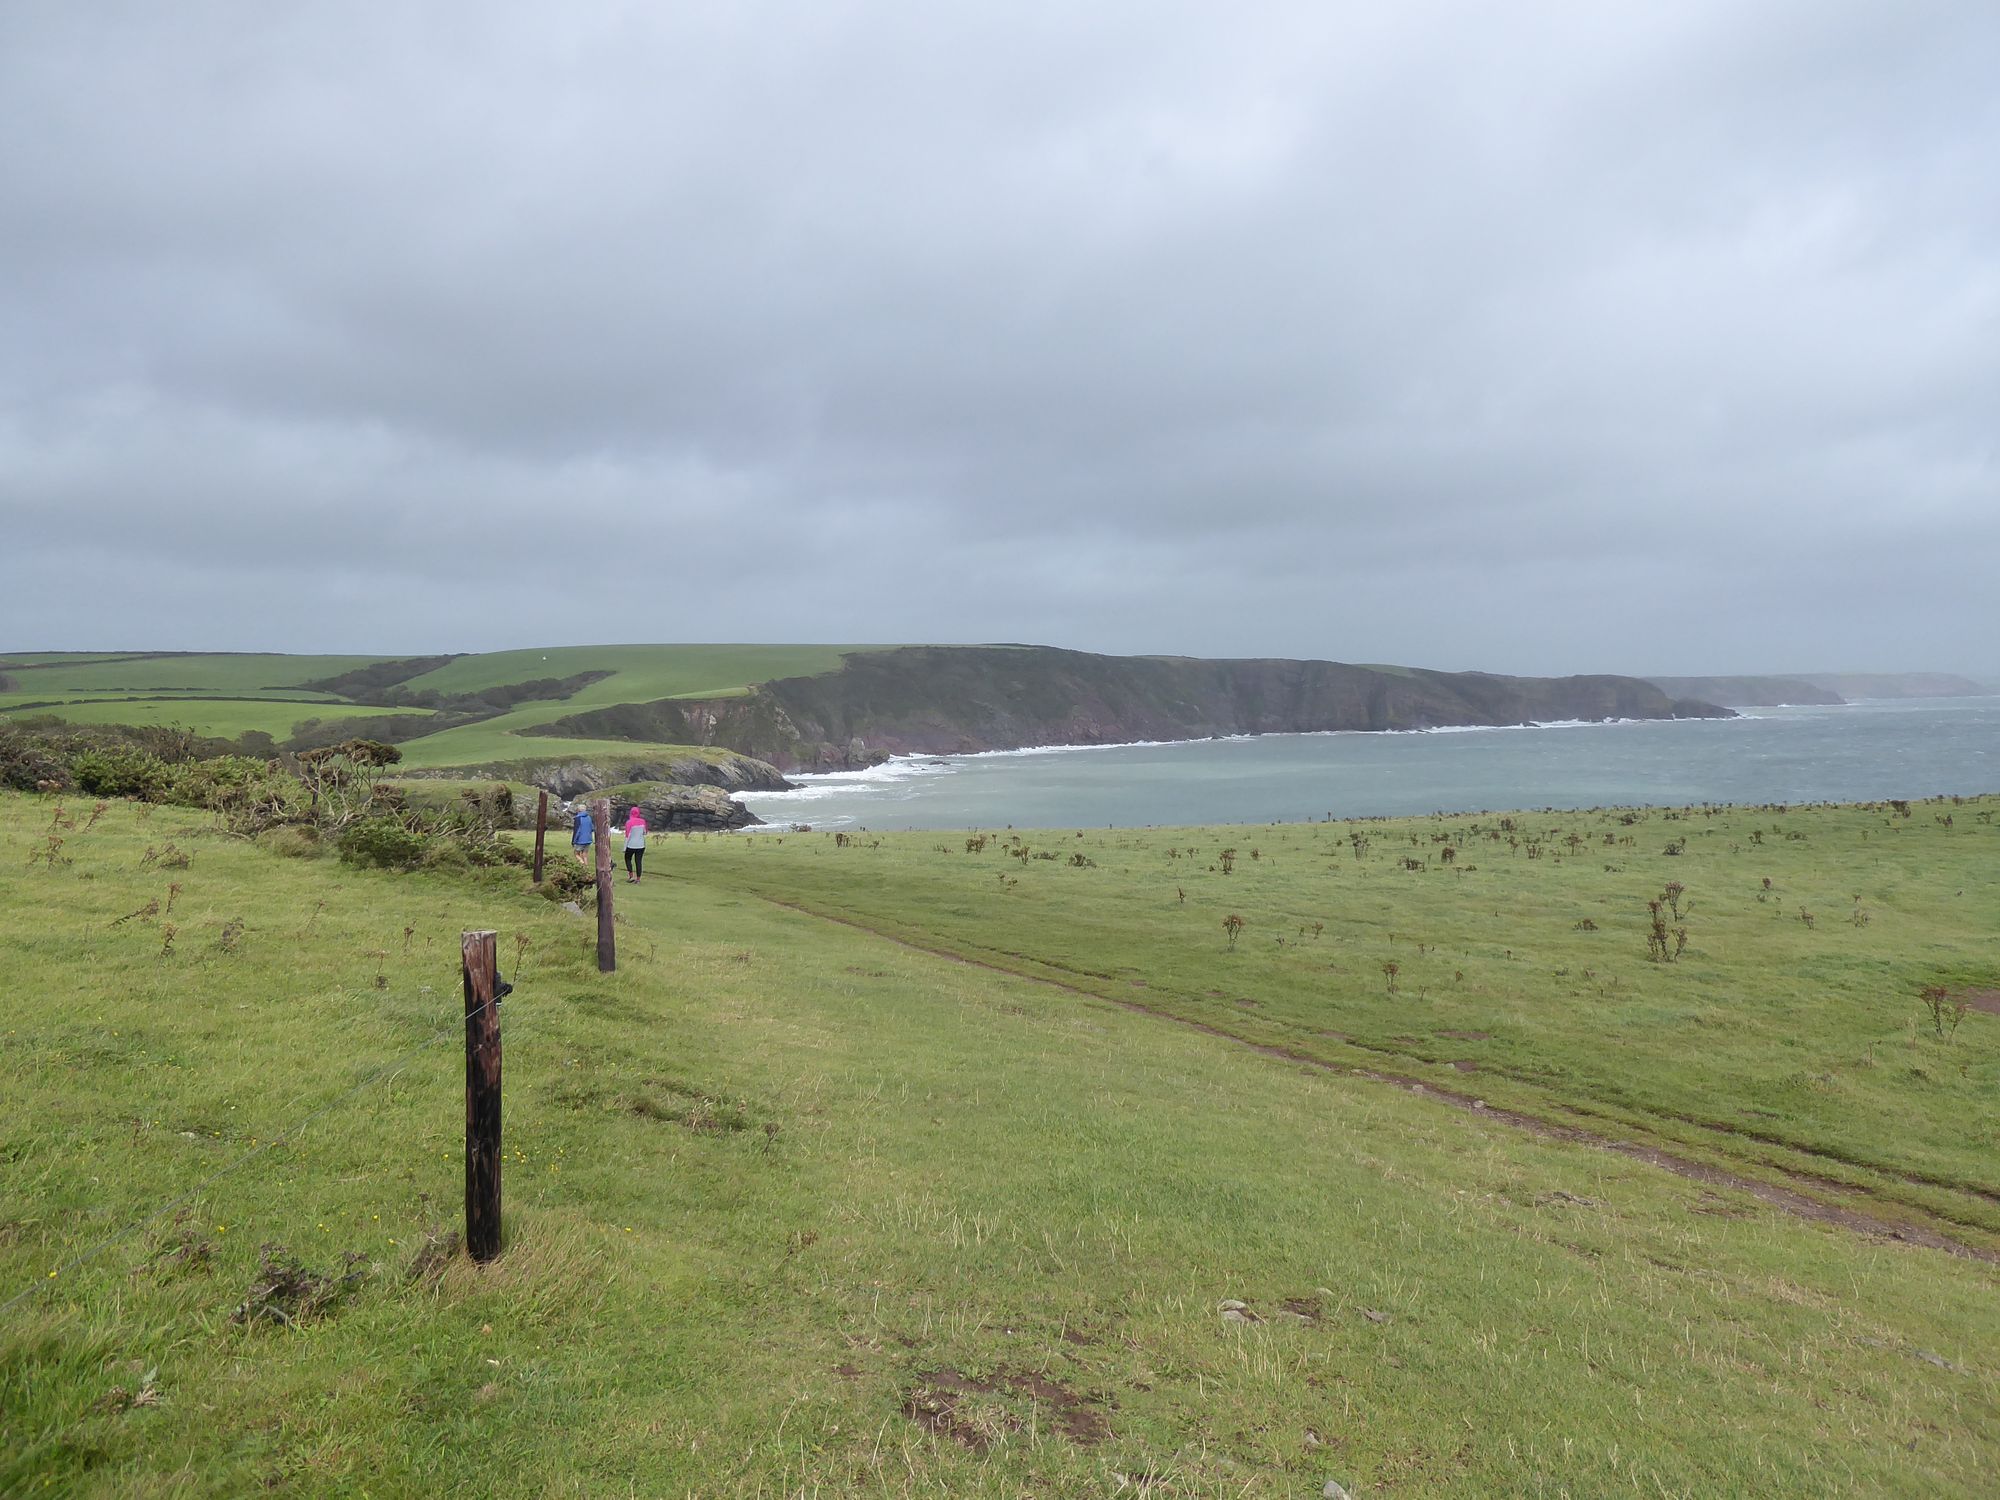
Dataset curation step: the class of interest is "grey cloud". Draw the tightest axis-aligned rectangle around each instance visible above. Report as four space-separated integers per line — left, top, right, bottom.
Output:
2 0 1995 675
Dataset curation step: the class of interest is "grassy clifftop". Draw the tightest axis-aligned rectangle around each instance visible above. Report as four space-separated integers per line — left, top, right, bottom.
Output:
0 647 881 771
531 645 1730 770
3 791 1995 1493
3 646 1725 775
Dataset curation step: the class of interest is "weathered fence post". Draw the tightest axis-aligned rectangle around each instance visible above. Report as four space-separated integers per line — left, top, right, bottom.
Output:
462 930 503 1262
593 796 616 973
531 789 548 884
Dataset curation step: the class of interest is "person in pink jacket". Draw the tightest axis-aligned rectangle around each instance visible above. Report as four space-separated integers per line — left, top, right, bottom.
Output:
621 806 649 883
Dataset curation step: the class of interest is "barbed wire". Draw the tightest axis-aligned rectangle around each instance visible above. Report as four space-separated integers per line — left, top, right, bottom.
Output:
0 988 523 1320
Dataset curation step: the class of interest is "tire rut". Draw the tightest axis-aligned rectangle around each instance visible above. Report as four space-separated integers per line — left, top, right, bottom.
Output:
756 892 2000 1265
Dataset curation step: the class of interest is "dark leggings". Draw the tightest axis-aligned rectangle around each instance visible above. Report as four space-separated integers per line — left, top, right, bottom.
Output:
624 846 645 877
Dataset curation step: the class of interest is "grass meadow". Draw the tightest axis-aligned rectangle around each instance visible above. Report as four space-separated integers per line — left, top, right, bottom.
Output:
2 791 1996 1496
0 655 381 696
697 799 2000 1236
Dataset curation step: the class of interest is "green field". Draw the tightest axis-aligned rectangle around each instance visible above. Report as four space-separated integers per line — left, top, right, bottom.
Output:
0 654 381 695
388 644 881 767
0 698 423 741
3 792 1995 1495
0 646 881 768
396 643 871 701
694 802 2000 1233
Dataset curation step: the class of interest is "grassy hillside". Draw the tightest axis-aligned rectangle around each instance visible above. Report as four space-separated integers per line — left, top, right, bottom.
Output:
388 645 881 766
3 792 1996 1495
530 646 1730 770
0 653 381 695
2 698 424 741
0 647 882 770
397 644 868 701
4 646 1737 776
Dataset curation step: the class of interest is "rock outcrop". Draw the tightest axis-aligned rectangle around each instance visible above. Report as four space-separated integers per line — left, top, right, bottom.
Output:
598 782 762 832
526 752 791 799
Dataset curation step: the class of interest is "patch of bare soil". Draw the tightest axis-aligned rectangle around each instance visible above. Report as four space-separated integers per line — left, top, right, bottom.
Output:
755 896 2000 1264
1957 987 2000 1017
903 1366 1110 1448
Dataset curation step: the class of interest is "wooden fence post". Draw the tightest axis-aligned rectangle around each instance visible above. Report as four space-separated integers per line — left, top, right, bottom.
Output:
531 789 548 884
462 930 503 1263
593 797 616 973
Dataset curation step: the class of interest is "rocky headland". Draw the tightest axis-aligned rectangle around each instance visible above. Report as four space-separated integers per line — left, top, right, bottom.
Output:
524 645 1733 772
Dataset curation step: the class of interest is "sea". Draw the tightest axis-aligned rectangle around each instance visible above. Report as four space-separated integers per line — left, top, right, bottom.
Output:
736 698 2000 832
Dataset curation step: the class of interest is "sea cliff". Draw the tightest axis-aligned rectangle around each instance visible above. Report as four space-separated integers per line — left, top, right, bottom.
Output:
526 646 1732 771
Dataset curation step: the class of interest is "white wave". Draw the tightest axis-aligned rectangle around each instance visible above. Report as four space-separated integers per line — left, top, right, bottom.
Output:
747 759 961 799
740 811 858 832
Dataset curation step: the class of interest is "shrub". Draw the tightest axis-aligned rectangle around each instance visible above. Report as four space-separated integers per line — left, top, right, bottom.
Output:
70 745 169 799
534 863 595 900
420 840 474 874
0 727 70 791
1920 985 1967 1041
337 818 430 871
166 755 287 807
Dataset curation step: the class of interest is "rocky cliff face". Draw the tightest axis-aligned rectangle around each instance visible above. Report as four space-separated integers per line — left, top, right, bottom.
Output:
601 783 762 832
525 646 1732 771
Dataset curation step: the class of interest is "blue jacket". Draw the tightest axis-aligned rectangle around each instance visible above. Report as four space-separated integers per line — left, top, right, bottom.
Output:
571 810 594 846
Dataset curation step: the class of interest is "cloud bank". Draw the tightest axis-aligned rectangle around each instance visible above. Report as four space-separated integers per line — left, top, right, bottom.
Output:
2 1 1995 676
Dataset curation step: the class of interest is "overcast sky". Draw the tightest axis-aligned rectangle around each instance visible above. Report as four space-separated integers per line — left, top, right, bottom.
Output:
2 2 1995 678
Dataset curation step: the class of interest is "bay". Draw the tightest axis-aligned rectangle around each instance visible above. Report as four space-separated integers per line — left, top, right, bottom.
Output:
737 698 2000 831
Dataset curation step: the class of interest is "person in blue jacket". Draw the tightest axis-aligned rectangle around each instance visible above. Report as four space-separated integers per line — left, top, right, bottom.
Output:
570 804 595 866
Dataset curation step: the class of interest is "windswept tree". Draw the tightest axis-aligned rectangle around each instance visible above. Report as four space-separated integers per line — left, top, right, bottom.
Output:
294 739 402 830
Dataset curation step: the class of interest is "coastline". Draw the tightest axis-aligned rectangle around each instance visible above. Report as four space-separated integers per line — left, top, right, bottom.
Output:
749 712 1710 799
731 698 1997 831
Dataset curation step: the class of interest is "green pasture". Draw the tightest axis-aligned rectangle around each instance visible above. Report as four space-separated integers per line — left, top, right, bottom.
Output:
2 793 1997 1495
389 644 885 766
399 643 873 702
0 692 338 711
2 699 424 741
2 646 891 768
0 653 380 695
692 800 2000 1234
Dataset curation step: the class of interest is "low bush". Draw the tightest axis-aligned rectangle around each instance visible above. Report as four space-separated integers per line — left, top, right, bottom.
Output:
70 745 170 799
337 818 431 871
534 862 596 901
0 725 70 791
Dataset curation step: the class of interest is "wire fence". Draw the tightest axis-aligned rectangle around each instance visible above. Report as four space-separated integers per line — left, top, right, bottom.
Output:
0 988 523 1320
